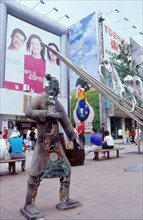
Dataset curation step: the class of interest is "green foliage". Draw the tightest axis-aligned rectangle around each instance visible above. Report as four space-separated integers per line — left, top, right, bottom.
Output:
112 41 142 80
70 87 100 131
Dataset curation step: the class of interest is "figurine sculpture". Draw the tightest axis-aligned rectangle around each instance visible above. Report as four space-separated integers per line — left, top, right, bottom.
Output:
20 74 81 220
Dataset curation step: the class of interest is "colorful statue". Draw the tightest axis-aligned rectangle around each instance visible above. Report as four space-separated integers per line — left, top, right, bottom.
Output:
20 74 81 220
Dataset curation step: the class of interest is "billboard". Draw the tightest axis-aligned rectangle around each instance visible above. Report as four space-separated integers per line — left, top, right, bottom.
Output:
4 15 61 94
69 12 100 132
130 37 143 76
103 22 128 59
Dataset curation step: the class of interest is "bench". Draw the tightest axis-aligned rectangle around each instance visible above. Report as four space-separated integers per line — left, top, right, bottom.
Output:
0 158 26 174
94 147 124 160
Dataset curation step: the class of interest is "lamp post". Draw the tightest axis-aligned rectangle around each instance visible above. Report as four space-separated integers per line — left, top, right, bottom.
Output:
115 17 129 23
99 17 105 23
32 0 45 10
56 14 69 22
123 25 137 30
131 32 143 36
44 7 58 16
105 9 120 16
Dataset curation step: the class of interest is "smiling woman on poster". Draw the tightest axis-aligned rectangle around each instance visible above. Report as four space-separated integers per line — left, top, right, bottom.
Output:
46 42 60 84
24 34 46 93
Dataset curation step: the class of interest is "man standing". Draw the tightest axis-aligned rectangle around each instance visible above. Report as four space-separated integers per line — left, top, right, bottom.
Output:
130 126 135 143
100 123 105 141
84 128 102 157
77 120 85 148
118 128 123 144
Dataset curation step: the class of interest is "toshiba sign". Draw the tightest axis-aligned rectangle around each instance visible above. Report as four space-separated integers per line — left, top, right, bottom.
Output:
103 23 128 59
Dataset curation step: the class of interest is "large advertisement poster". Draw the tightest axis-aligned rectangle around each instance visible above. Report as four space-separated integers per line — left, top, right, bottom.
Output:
130 37 143 76
69 12 100 132
103 22 128 59
4 15 61 94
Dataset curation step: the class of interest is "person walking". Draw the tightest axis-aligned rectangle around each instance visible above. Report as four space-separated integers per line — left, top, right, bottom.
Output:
118 128 123 144
125 128 130 145
130 126 135 144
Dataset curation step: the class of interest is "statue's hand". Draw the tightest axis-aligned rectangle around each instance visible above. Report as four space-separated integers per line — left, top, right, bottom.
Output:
46 112 63 119
73 138 81 151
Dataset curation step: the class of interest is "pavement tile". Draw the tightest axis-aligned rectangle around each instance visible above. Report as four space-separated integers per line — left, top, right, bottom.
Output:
0 143 143 220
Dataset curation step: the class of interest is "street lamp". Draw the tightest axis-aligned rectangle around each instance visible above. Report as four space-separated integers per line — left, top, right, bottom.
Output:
105 9 120 16
32 0 45 10
123 25 137 30
44 7 58 16
131 32 143 36
99 17 105 23
56 14 69 22
115 17 129 23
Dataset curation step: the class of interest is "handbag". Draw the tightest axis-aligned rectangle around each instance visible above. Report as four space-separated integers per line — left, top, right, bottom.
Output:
4 150 11 160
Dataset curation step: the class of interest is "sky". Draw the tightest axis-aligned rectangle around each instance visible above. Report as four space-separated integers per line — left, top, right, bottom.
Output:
18 0 143 46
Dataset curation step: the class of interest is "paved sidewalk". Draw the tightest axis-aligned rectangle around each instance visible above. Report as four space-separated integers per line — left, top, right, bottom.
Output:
0 143 143 220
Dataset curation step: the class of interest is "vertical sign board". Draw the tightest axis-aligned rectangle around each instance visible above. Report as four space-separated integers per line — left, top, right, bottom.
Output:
69 12 100 132
130 37 143 76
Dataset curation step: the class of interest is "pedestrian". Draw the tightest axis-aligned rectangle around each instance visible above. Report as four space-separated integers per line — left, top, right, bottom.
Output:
130 126 135 143
2 127 8 144
29 127 36 150
100 123 105 141
125 128 130 145
84 128 102 158
0 131 7 160
134 127 141 145
77 120 85 148
118 128 123 144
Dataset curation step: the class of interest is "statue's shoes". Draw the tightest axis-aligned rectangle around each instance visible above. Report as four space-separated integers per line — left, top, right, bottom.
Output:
56 199 82 210
20 204 44 220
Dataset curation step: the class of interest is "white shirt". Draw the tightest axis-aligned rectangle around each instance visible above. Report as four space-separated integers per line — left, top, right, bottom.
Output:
104 135 114 146
0 138 7 159
118 129 123 136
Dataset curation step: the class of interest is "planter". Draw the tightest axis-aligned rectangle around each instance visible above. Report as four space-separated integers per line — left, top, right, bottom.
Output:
65 149 85 166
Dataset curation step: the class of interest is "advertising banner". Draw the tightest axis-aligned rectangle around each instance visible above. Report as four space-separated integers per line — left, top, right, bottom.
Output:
103 22 128 59
69 12 100 132
4 15 61 94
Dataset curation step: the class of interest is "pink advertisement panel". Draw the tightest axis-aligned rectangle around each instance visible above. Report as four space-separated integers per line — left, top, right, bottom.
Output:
4 15 61 94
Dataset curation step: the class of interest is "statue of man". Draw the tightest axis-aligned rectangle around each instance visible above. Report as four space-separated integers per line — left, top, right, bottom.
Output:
21 74 81 219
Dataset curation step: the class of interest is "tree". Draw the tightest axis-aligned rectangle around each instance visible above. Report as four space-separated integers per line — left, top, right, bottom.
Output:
112 41 143 80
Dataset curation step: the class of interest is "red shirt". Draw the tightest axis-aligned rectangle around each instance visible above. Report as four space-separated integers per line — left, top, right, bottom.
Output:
77 123 85 135
130 128 135 136
3 129 8 139
24 55 46 94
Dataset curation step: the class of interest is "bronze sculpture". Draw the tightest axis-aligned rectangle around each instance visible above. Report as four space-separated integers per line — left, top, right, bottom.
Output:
20 74 81 220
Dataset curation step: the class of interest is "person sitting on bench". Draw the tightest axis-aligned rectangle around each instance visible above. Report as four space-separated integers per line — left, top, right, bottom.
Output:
102 130 114 149
84 128 102 158
8 131 27 172
101 130 114 158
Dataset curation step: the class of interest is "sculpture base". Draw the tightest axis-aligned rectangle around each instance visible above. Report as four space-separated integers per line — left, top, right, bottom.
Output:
20 207 44 220
66 149 85 166
56 200 82 210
